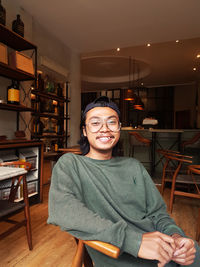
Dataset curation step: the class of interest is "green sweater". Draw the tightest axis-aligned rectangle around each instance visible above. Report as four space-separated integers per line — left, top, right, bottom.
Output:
48 153 185 266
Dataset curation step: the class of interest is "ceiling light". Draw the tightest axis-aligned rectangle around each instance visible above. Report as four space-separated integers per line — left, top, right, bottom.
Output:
197 54 200 58
141 82 144 86
147 43 151 47
176 40 179 43
117 47 120 51
193 67 197 71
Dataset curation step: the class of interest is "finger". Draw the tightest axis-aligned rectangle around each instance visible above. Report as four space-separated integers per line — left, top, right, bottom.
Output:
172 258 195 266
174 242 195 257
174 246 196 259
158 262 166 267
160 239 174 258
157 243 172 263
172 254 196 264
159 232 175 245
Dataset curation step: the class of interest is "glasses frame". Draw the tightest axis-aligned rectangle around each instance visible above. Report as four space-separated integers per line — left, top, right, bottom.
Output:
85 117 121 133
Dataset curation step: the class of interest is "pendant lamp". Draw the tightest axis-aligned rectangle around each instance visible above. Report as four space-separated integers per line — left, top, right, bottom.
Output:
124 56 135 101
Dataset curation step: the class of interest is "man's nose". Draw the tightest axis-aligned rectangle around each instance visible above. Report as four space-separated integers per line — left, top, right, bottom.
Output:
99 122 109 132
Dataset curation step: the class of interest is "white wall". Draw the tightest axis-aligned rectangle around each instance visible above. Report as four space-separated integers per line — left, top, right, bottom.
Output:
0 0 81 145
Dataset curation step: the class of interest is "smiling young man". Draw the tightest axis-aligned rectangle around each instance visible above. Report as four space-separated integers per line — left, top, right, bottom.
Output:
48 96 199 267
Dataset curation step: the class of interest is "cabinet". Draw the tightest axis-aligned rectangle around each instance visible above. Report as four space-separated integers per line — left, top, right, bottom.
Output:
0 140 43 203
0 24 43 203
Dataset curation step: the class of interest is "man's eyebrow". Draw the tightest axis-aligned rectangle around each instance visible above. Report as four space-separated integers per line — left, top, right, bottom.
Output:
88 115 118 120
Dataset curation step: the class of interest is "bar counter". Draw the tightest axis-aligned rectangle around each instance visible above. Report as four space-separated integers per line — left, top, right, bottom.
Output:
120 128 200 178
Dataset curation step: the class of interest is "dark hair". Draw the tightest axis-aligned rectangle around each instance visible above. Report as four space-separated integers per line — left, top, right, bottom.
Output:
78 96 121 156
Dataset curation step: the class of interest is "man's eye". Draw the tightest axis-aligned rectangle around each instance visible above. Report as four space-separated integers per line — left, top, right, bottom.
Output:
108 120 117 125
91 121 101 126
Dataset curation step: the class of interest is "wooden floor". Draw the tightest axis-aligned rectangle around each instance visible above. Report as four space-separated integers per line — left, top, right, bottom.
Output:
0 184 199 267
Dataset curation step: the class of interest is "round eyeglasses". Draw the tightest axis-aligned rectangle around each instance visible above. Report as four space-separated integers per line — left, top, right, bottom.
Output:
85 117 121 133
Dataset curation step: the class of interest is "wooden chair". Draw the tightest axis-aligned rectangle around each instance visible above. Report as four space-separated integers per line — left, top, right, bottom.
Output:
187 165 200 241
0 161 32 250
128 131 152 173
181 132 200 164
164 155 200 213
181 132 200 150
157 149 192 195
71 238 120 267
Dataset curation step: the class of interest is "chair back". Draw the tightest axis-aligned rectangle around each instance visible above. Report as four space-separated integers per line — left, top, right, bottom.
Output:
129 132 151 146
158 150 193 196
0 160 32 250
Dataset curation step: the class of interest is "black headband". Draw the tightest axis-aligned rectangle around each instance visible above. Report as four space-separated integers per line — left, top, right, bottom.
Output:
83 96 120 117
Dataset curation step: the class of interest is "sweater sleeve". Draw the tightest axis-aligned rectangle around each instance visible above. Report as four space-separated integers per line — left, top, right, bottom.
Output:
141 165 186 237
47 155 142 257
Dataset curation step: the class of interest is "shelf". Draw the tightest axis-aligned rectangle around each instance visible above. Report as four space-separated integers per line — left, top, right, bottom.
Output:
14 192 38 202
0 24 36 51
31 134 66 139
0 62 35 81
31 112 66 119
31 90 66 102
0 103 33 112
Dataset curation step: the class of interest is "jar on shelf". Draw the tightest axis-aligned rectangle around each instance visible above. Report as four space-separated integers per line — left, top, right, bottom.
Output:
7 80 20 105
34 117 44 135
12 14 24 37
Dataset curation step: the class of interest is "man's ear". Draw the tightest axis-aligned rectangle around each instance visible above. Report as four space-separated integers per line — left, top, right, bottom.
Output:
83 127 87 137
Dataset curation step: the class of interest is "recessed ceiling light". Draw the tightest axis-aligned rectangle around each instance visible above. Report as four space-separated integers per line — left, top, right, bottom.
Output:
117 48 120 51
197 54 200 58
141 83 144 86
147 43 151 47
176 40 179 43
193 67 197 71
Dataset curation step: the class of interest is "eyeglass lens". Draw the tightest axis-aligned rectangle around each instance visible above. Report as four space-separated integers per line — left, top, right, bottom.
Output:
87 117 120 133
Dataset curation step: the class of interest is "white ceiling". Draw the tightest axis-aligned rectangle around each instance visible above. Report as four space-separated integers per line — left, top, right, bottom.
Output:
17 0 200 91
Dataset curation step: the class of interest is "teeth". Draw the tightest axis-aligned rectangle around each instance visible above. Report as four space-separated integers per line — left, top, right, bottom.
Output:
99 137 111 141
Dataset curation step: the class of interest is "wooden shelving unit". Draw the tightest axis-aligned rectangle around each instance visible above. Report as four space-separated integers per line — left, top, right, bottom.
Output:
0 24 42 203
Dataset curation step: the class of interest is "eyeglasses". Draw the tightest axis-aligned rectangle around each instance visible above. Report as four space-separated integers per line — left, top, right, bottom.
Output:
85 117 121 133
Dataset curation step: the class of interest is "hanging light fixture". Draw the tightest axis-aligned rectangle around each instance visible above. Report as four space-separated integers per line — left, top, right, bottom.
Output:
124 56 145 111
133 97 144 110
124 56 137 101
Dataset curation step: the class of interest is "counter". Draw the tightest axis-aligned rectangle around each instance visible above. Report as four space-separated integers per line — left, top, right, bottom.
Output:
120 128 200 178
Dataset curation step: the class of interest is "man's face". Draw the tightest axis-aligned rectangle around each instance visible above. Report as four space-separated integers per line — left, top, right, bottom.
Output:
83 107 120 155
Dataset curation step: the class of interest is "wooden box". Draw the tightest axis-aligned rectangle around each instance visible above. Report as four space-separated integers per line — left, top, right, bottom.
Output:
0 43 8 64
9 51 34 75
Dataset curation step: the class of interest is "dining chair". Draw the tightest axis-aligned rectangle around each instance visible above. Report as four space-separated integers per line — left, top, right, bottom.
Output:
71 238 120 267
181 132 200 164
157 149 192 195
128 131 152 173
164 154 200 213
0 161 32 250
187 165 200 241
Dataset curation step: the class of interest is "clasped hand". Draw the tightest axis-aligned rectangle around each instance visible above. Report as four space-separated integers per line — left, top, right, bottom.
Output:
138 231 196 267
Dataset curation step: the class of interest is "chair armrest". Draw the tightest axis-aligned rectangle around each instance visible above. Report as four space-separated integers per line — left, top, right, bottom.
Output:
83 240 120 259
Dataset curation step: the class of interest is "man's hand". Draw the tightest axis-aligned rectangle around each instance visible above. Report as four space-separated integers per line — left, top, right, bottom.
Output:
138 231 176 267
171 234 196 265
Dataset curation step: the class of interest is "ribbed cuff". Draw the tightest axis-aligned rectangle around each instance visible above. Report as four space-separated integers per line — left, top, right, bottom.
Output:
164 225 186 237
122 226 143 257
